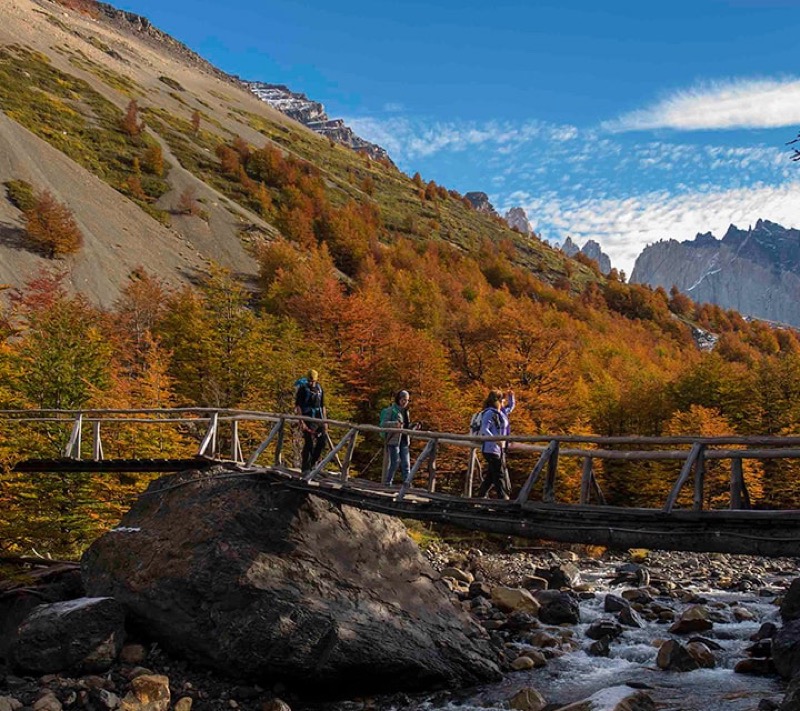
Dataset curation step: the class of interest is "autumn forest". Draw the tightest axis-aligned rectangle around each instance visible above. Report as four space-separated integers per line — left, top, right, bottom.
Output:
2 33 800 558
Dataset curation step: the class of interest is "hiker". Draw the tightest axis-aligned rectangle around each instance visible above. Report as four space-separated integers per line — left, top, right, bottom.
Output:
381 389 412 486
477 388 515 499
295 369 327 474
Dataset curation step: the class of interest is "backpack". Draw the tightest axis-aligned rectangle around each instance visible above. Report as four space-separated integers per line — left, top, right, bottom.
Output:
380 404 398 441
295 377 322 416
470 408 501 436
469 409 486 436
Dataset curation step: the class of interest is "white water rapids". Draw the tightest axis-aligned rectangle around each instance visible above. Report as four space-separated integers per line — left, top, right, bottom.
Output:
387 561 787 710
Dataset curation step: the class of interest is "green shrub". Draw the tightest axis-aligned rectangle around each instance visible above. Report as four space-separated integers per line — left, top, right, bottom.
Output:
4 179 36 212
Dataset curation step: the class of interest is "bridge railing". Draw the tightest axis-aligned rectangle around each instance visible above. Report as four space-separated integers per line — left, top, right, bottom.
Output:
4 408 800 512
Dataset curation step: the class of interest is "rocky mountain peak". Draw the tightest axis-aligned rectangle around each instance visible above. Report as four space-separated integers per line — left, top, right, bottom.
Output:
561 236 579 257
247 82 392 164
689 231 718 248
464 192 498 216
581 240 612 274
560 236 612 274
631 219 800 326
504 207 534 236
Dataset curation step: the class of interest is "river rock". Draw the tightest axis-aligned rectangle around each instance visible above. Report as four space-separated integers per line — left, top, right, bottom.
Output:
587 636 611 657
508 687 547 711
685 641 715 668
32 693 61 711
119 674 170 711
534 563 581 589
752 622 778 641
81 469 501 696
534 591 580 624
440 567 473 584
734 658 775 675
555 685 655 710
669 605 713 634
656 640 700 672
618 606 645 628
521 576 549 592
781 579 800 622
492 587 541 614
0 565 84 663
771 619 800 678
604 594 629 613
0 699 22 711
10 597 124 674
468 581 492 599
780 674 800 711
586 620 623 641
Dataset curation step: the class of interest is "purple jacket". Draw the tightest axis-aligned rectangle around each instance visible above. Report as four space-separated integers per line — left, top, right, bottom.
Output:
479 393 515 457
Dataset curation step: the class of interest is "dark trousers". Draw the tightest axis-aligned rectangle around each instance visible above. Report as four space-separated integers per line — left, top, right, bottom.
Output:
301 428 326 472
478 452 510 499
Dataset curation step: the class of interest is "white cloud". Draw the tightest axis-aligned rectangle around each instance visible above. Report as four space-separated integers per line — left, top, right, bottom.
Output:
517 182 800 277
607 77 800 132
345 116 578 161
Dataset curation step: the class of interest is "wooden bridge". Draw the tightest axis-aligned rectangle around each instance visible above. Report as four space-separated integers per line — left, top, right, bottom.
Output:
3 408 800 557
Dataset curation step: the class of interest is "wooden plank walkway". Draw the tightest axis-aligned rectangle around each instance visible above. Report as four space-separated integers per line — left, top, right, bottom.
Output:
258 467 800 558
5 407 800 557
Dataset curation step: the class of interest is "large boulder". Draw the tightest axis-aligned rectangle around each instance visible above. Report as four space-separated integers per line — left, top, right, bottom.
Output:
82 469 501 697
0 564 83 663
781 578 800 622
772 619 800 678
10 597 125 674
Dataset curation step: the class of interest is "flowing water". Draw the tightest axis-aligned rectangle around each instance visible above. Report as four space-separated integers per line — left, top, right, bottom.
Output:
359 559 789 711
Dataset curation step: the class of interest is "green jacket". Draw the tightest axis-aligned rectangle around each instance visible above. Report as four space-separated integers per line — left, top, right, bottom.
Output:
380 403 408 444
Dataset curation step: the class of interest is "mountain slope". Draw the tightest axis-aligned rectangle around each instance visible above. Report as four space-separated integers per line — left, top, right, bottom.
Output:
0 0 590 305
631 219 800 326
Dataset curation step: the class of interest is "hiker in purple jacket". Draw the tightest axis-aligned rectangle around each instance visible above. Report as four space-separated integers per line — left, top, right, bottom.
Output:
477 388 515 499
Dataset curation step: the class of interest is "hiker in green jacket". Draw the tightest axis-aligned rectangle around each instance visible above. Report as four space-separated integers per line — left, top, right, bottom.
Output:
381 390 411 486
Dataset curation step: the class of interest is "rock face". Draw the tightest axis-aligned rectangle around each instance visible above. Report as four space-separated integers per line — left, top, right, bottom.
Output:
81 469 501 697
464 192 498 216
505 207 534 236
10 597 125 674
247 83 392 163
560 237 612 274
581 240 612 275
631 219 800 326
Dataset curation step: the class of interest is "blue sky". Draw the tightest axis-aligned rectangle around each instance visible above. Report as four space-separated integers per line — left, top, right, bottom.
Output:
116 0 800 275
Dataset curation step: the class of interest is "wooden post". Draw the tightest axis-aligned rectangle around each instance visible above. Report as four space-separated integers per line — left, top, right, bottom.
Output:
692 445 707 511
305 428 356 482
325 432 344 470
543 442 560 503
664 442 702 513
464 447 478 497
515 440 557 505
427 439 439 493
92 420 103 461
231 420 243 463
730 458 751 510
341 430 358 482
65 413 83 459
580 456 593 504
381 443 389 485
197 412 218 457
273 417 285 466
397 439 436 501
245 419 283 468
591 470 607 505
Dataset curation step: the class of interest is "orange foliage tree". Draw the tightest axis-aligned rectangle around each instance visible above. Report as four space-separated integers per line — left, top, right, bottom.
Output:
24 190 84 258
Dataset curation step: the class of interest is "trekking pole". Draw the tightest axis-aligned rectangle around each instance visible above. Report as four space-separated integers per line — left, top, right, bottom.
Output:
358 446 383 478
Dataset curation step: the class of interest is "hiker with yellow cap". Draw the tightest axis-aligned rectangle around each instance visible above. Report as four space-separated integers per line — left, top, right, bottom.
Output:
294 369 327 474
